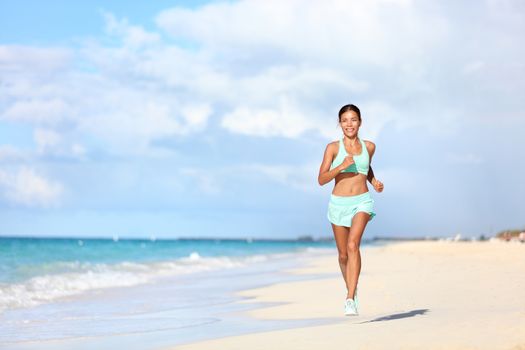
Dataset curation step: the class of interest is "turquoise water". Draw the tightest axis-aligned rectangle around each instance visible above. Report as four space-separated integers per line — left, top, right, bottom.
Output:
0 236 336 312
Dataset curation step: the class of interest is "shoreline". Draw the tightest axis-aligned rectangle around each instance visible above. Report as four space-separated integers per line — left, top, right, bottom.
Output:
166 240 525 350
0 246 339 350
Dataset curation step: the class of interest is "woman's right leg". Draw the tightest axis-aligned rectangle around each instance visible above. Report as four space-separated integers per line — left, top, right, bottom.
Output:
331 223 350 285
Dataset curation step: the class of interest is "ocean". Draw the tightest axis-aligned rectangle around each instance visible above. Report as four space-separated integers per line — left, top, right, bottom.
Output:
0 237 335 313
0 236 345 349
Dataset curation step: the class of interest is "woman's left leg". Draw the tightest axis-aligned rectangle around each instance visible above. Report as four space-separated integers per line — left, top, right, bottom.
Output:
345 212 370 300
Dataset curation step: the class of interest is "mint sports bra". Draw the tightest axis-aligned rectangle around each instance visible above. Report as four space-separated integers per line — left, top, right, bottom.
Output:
329 138 370 175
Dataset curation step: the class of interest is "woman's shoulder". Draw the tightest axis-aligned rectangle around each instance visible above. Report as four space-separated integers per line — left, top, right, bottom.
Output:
363 140 376 154
329 140 341 150
325 140 339 148
324 140 339 155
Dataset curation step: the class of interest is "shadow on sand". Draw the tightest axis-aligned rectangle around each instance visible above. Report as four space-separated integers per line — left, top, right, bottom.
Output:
359 309 429 323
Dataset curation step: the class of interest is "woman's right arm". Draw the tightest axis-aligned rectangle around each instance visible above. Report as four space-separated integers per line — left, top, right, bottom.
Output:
318 143 343 186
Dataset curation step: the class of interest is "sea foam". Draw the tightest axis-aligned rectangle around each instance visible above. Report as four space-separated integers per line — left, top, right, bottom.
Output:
0 252 281 313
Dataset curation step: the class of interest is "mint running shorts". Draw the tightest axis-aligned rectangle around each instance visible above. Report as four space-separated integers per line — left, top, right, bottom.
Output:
327 192 375 227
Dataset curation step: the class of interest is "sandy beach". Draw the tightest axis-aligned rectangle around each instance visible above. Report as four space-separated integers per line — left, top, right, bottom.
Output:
167 240 525 350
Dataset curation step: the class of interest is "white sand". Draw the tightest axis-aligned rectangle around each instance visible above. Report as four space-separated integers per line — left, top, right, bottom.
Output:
166 241 525 350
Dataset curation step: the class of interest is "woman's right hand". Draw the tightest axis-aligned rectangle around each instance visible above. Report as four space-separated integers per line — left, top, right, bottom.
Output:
339 156 354 171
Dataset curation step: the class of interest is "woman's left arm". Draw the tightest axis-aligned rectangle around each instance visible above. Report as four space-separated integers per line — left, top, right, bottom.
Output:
366 141 384 193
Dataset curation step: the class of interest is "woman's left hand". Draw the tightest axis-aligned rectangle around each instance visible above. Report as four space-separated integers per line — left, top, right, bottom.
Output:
372 178 384 193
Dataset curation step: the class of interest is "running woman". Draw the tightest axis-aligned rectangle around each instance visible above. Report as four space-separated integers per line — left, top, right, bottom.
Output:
317 104 384 316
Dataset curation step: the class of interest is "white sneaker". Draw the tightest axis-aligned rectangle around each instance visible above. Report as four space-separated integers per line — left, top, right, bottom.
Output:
344 298 358 316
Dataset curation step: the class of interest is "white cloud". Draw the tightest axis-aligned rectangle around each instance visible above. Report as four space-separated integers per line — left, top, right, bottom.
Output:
0 46 71 76
102 12 161 48
154 0 524 137
71 144 86 157
2 98 70 125
32 128 86 158
153 0 444 138
221 99 316 138
75 90 211 155
156 0 447 67
180 104 212 132
34 128 61 153
218 64 374 138
0 145 27 161
0 167 64 207
1 45 213 156
245 162 322 192
1 0 524 161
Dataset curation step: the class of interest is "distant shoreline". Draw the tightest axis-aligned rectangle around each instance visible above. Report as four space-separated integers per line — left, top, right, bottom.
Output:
0 235 497 243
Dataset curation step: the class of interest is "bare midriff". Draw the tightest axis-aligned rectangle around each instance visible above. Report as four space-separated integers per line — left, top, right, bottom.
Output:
332 172 369 196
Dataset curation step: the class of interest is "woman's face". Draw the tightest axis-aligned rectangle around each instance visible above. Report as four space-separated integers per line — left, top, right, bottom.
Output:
339 111 361 138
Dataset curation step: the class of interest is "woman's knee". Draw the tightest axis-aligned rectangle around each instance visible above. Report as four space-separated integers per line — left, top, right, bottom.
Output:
338 252 348 264
347 240 359 254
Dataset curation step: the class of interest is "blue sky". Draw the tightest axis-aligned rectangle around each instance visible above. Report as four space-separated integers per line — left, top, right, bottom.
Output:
1 0 524 239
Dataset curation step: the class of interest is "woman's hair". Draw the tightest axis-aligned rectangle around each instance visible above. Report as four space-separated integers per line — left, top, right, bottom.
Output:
338 104 361 122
